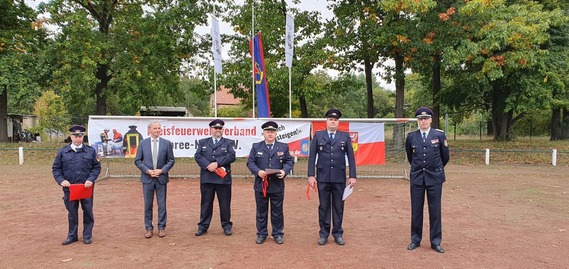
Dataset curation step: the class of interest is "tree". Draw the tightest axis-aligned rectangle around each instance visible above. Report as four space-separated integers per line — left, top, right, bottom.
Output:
440 1 566 140
0 1 47 142
40 0 228 118
33 90 70 141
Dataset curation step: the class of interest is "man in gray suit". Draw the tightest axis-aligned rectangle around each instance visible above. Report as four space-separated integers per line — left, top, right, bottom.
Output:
135 121 175 239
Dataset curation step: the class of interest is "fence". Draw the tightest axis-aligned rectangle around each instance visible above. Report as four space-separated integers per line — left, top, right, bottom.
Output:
3 147 568 180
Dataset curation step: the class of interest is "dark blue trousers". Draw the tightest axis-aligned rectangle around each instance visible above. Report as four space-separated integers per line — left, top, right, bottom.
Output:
63 189 94 240
410 183 443 246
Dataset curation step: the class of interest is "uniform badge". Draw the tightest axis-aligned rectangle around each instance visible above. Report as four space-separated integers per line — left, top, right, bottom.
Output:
257 152 263 155
431 138 439 144
444 140 448 147
277 152 284 156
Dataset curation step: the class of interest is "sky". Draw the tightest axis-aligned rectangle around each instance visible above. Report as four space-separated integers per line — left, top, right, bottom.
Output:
23 0 395 90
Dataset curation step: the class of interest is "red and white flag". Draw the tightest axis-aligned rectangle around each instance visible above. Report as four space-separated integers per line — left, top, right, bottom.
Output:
312 121 385 165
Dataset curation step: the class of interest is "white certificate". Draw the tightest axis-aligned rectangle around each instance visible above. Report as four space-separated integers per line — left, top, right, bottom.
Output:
342 185 353 201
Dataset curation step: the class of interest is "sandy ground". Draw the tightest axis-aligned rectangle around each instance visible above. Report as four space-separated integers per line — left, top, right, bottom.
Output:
0 164 568 268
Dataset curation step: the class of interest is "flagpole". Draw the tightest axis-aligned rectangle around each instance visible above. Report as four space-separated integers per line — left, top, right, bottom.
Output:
251 1 256 118
288 68 292 118
214 71 218 117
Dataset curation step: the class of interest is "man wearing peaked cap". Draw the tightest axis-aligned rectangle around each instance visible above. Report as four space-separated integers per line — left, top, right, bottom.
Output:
209 119 225 128
194 119 236 237
261 121 278 131
325 108 342 119
405 106 449 254
415 107 433 118
308 108 356 246
247 120 294 244
52 125 101 245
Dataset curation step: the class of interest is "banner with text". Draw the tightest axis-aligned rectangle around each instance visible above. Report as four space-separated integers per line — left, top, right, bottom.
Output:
88 117 310 158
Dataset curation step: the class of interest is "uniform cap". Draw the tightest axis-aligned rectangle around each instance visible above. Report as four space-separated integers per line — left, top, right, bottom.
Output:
325 108 342 119
209 119 225 128
261 121 278 131
69 125 86 136
415 107 433 118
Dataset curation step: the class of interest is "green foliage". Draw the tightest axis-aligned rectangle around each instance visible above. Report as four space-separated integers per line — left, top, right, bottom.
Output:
33 90 70 141
217 105 248 118
179 78 212 117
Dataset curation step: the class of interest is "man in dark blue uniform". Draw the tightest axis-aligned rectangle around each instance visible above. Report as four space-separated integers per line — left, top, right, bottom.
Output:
405 107 450 253
247 121 294 244
308 108 357 246
194 119 236 236
52 125 101 245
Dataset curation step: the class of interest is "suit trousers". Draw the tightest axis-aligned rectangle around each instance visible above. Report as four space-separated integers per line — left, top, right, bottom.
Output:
63 190 94 240
254 191 284 237
410 182 443 246
198 183 232 230
143 180 167 230
317 182 345 239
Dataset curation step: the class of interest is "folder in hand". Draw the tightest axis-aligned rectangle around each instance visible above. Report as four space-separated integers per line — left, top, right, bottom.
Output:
215 167 227 179
69 184 93 201
264 168 282 175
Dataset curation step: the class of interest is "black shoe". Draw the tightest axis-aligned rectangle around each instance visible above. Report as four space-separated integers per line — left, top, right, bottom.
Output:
431 245 445 253
224 229 233 236
318 238 328 245
274 236 284 244
407 242 420 250
195 229 207 236
84 239 92 244
62 238 78 245
334 237 345 246
256 236 267 244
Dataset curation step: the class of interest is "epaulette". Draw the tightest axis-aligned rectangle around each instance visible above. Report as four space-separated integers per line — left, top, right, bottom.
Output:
435 128 445 133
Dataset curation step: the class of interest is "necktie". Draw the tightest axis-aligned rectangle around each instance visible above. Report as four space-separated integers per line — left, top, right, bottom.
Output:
214 139 218 145
152 139 158 169
329 133 334 141
267 144 273 152
422 132 427 142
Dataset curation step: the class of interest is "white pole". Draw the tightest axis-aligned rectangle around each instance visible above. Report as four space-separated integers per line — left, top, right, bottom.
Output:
214 72 218 117
552 149 557 166
251 2 256 118
485 148 490 165
289 67 292 118
19 146 24 165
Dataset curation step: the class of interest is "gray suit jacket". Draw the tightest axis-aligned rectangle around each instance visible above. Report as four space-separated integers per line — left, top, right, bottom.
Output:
134 137 175 184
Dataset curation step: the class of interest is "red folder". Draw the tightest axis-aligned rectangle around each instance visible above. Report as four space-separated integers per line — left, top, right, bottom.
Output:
215 168 227 179
69 184 93 201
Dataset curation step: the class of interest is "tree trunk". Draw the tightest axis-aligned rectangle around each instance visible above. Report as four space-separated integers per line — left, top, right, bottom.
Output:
563 108 569 139
393 53 405 149
364 59 374 118
490 83 513 140
0 85 8 143
299 94 308 118
431 53 441 129
95 63 111 115
550 107 562 140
